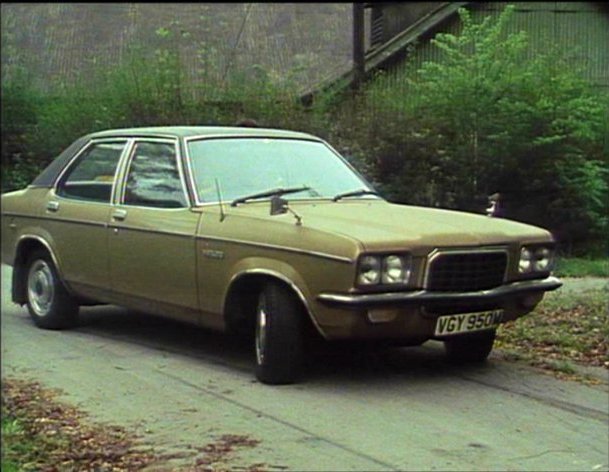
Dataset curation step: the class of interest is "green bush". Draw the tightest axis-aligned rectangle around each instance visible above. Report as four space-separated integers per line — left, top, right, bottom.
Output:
0 22 328 192
1 7 607 256
335 5 609 255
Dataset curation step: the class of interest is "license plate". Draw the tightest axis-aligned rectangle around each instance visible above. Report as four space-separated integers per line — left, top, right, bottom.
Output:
434 310 503 336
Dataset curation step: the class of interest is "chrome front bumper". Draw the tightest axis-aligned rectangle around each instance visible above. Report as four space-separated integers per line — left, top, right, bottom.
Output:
317 276 562 307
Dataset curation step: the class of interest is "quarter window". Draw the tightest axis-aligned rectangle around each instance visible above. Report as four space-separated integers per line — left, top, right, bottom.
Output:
57 141 126 202
123 141 187 208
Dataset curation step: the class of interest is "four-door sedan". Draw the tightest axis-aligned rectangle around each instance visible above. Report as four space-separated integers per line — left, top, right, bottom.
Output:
0 126 562 384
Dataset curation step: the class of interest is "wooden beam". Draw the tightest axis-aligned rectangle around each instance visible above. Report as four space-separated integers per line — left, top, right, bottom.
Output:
352 2 365 92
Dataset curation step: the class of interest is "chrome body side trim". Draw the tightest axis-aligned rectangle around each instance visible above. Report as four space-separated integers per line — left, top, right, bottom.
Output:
108 224 194 239
197 235 353 263
317 276 562 307
1 213 108 228
228 268 326 338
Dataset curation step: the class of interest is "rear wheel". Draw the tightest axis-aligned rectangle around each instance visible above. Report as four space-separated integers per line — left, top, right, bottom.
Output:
255 282 305 385
25 250 79 330
444 330 496 363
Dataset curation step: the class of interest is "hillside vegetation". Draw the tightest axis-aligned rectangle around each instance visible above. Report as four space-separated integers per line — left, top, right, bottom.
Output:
2 6 607 255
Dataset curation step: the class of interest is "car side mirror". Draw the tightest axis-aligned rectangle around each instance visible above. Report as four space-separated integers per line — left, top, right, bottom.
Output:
270 195 288 216
486 192 501 217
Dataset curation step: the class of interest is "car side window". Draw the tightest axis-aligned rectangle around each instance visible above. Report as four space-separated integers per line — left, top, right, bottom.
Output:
123 141 187 208
57 141 126 202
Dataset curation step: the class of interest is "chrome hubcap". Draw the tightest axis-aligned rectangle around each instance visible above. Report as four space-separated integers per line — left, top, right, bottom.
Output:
255 296 268 365
27 260 54 317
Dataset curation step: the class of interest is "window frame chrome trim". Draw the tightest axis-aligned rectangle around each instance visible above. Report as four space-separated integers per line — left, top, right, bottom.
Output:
117 137 191 209
52 138 131 204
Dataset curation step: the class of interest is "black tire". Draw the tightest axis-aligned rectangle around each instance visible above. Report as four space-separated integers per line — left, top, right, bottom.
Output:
255 282 305 385
444 329 496 364
24 249 79 330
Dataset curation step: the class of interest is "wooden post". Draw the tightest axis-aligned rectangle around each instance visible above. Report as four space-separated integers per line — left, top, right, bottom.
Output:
352 2 365 92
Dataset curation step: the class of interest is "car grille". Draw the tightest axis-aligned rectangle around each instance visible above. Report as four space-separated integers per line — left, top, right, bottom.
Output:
426 251 507 292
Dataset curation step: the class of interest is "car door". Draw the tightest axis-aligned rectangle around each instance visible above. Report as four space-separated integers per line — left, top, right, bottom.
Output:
47 139 128 293
108 138 201 322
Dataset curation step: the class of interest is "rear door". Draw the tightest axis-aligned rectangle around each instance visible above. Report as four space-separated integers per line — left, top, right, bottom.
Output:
108 139 200 321
47 139 128 291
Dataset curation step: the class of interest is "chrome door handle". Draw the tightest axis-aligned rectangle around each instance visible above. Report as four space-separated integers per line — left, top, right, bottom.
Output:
112 209 128 221
46 201 59 212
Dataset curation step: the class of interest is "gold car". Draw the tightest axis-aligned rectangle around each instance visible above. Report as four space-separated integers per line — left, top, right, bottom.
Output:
1 126 562 384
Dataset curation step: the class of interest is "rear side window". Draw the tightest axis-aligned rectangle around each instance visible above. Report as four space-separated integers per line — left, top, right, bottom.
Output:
123 141 187 208
57 141 126 202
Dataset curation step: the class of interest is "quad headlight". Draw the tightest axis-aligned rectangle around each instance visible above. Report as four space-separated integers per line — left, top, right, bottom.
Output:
518 246 554 274
357 254 412 286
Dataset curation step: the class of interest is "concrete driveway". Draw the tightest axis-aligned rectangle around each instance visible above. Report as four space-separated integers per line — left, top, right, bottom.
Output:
1 265 607 471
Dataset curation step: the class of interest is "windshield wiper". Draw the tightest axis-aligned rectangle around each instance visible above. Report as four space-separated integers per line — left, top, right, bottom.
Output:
230 186 311 207
332 189 381 202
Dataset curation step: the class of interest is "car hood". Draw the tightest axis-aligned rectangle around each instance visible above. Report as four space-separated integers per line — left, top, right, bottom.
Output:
232 199 552 251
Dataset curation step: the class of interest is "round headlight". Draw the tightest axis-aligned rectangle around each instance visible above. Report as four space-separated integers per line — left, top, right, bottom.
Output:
533 247 552 271
519 248 533 273
358 256 381 285
382 255 410 284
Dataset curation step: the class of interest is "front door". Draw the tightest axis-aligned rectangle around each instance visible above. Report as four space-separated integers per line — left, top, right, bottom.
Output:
108 139 200 322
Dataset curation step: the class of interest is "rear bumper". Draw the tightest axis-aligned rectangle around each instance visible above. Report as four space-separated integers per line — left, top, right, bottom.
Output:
317 276 562 308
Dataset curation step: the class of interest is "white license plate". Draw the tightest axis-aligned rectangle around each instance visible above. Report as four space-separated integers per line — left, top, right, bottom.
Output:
434 310 503 336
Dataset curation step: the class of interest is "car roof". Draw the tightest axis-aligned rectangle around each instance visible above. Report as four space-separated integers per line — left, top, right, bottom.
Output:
30 126 321 188
89 126 318 140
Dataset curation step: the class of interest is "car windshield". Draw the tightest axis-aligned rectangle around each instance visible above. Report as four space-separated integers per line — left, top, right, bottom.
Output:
186 138 376 204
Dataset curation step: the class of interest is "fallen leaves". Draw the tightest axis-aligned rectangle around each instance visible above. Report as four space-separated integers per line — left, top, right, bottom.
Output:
496 287 608 382
1 377 270 471
1 377 157 471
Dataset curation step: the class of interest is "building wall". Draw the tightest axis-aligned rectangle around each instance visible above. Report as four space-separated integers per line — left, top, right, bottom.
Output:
369 1 609 94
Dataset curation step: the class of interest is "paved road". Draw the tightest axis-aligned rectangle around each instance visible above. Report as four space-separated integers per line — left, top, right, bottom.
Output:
1 265 608 471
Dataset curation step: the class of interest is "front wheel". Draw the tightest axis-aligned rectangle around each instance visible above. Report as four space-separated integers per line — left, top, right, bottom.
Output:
255 282 305 385
443 330 496 363
25 250 79 330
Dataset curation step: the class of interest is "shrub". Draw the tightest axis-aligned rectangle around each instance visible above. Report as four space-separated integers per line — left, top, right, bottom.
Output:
337 5 609 255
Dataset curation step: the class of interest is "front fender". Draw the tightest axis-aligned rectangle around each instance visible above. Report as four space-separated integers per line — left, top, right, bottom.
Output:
225 256 323 335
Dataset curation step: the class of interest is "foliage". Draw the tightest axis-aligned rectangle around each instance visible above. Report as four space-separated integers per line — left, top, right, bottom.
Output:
496 287 608 381
336 5 609 255
554 257 609 278
0 21 327 193
1 6 607 255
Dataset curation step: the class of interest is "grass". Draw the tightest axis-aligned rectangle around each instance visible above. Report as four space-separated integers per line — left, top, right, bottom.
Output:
554 257 609 277
1 378 158 471
1 417 29 472
496 286 608 382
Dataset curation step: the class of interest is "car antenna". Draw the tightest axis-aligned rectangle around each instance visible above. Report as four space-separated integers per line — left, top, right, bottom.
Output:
215 178 227 222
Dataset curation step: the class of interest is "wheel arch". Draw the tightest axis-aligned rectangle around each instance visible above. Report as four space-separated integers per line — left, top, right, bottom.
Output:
12 235 67 305
223 268 325 339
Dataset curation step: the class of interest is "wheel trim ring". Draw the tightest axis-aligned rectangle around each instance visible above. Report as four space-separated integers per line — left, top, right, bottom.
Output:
255 298 268 365
27 260 55 317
